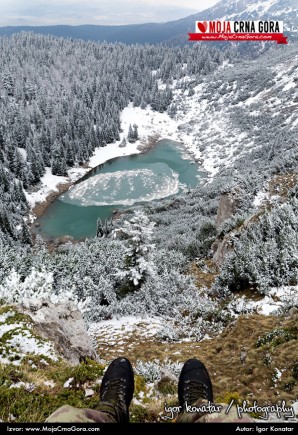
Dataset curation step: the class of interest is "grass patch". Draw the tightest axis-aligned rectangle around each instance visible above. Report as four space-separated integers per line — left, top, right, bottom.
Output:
134 375 147 395
269 173 298 199
0 358 105 422
189 259 219 289
130 404 159 423
55 359 105 388
216 391 243 405
292 362 298 380
0 383 100 423
0 309 32 326
256 328 297 348
157 378 177 396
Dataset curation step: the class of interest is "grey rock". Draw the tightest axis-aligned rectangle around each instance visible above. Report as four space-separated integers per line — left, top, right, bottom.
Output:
52 236 75 252
212 236 234 268
240 347 247 365
20 300 97 364
216 193 238 229
288 307 298 318
112 228 128 240
57 235 74 245
177 123 192 133
212 212 257 267
160 367 178 382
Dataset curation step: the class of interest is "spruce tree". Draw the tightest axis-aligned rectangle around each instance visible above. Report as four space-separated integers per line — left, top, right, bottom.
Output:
132 124 139 142
20 220 32 245
127 124 134 143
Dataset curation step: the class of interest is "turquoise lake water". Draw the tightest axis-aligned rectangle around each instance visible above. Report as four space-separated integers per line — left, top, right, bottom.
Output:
35 139 205 240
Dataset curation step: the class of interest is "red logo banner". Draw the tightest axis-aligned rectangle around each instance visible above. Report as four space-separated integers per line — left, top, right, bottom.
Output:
188 33 288 44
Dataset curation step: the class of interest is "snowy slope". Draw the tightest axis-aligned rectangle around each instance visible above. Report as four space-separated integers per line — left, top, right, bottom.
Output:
168 44 298 176
119 44 298 179
26 42 298 214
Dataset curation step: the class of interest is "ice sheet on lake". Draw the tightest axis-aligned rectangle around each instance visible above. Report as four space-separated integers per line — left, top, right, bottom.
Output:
60 163 180 207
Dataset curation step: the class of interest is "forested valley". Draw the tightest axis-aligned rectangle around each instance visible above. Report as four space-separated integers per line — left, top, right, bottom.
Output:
0 33 297 340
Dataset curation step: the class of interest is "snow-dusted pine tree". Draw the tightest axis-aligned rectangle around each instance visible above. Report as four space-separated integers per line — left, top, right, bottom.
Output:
114 210 156 293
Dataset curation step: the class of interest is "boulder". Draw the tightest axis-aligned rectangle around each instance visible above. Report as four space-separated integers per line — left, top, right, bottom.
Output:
288 307 298 319
20 299 97 364
56 235 74 246
177 123 192 133
159 367 178 382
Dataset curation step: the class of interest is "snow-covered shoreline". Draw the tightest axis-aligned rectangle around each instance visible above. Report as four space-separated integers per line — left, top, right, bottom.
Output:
25 102 204 218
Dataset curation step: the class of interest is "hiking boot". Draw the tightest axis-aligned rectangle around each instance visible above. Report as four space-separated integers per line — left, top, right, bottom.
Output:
99 357 134 423
178 358 213 410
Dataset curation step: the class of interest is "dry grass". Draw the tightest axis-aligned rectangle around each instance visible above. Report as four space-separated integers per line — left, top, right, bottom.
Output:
96 313 298 405
0 312 296 422
268 173 297 200
188 259 219 289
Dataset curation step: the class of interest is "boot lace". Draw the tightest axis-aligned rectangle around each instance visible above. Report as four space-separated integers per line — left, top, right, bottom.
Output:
184 379 209 405
101 378 128 422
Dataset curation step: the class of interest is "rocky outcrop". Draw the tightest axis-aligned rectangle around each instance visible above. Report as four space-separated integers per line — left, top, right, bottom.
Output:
215 193 238 229
211 192 239 267
212 236 235 268
19 300 97 364
212 212 260 268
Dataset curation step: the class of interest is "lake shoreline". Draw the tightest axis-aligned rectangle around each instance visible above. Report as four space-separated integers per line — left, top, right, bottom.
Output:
30 134 204 246
30 134 161 240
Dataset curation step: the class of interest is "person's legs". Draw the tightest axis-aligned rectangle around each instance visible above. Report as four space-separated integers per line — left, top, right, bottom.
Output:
45 405 115 423
46 357 134 423
97 356 134 422
177 358 253 423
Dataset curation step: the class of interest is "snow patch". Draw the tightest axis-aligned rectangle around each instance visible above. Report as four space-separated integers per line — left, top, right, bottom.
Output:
230 286 298 317
0 311 14 323
7 329 56 359
0 310 57 365
64 378 74 388
17 147 27 161
89 316 162 336
88 140 140 168
0 322 22 338
275 368 283 379
283 81 296 92
253 191 269 207
89 316 162 353
44 380 56 388
9 382 35 391
25 167 68 208
246 0 278 14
